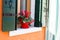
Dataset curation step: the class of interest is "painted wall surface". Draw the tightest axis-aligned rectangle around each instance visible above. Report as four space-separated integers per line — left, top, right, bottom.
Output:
55 0 60 40
0 0 45 40
48 0 57 35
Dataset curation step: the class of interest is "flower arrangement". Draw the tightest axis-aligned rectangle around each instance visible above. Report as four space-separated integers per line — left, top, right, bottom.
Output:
17 10 34 28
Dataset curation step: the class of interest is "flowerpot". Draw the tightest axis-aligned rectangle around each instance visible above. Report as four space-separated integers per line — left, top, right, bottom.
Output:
21 22 29 28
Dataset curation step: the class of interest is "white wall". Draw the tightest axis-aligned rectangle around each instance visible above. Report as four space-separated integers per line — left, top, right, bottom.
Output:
48 0 57 35
55 0 60 40
46 0 60 40
46 0 58 40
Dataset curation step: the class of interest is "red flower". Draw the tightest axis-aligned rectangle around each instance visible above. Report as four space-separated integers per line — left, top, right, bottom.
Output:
20 10 25 16
25 10 30 18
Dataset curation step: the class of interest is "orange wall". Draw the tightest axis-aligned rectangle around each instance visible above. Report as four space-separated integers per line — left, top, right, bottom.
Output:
0 0 45 40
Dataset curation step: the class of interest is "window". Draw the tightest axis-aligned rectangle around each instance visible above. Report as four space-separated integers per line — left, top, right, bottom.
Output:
2 0 48 36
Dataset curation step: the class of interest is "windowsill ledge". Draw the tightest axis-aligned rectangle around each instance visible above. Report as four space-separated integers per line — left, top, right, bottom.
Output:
9 27 42 36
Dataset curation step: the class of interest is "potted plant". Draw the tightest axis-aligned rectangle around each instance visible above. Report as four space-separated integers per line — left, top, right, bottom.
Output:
17 10 33 28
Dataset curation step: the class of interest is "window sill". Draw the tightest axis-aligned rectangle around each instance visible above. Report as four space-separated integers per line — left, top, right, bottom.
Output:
9 27 42 36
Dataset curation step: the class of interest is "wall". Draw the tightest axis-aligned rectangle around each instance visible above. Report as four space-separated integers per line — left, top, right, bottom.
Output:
0 0 45 40
55 0 60 40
